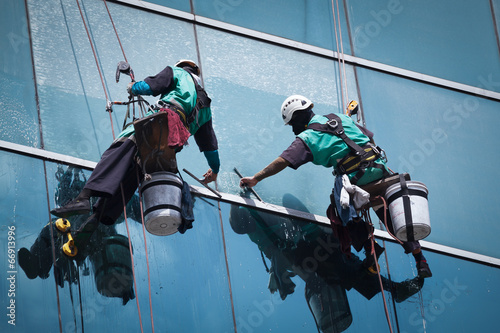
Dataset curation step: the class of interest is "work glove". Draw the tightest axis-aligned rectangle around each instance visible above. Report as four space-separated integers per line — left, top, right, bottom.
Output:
341 174 370 210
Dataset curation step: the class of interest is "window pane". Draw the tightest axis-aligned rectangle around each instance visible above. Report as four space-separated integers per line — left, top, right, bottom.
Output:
0 1 40 146
221 197 494 332
183 25 358 217
6 157 234 332
357 67 500 258
346 0 500 91
192 0 351 53
28 0 197 160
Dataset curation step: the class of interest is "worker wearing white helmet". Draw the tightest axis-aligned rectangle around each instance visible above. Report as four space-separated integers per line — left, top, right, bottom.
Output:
240 95 432 278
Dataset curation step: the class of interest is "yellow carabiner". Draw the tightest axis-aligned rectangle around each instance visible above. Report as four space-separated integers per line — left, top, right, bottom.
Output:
55 218 70 232
62 233 78 257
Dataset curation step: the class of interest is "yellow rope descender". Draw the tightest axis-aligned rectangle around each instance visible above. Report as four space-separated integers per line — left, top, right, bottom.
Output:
55 218 78 257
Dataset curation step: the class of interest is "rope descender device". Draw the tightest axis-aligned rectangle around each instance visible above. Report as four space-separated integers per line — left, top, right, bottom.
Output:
55 218 78 257
347 100 359 117
116 60 135 82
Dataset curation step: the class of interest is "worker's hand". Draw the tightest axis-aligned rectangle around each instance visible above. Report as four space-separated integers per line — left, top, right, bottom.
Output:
240 177 258 188
126 81 135 96
202 169 217 184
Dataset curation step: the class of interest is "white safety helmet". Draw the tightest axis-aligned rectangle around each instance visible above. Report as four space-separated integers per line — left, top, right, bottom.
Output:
175 59 200 76
281 95 313 125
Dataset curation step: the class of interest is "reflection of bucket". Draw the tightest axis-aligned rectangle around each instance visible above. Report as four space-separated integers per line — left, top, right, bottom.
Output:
92 235 133 298
305 276 352 333
385 180 431 242
140 171 182 236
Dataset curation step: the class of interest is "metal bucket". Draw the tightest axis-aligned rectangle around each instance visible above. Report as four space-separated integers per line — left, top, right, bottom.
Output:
140 171 182 236
92 235 133 299
385 180 431 242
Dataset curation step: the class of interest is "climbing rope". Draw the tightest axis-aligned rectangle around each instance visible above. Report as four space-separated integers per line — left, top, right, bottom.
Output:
216 183 239 333
102 0 128 64
75 0 115 139
75 1 156 331
362 209 395 333
120 183 145 333
331 0 349 113
136 169 155 333
43 161 64 333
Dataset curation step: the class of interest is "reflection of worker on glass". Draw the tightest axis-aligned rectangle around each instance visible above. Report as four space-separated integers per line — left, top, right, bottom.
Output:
18 166 139 305
229 192 424 332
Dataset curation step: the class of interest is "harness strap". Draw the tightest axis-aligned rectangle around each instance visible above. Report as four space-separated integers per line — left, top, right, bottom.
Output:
185 72 211 127
307 113 388 183
309 114 367 154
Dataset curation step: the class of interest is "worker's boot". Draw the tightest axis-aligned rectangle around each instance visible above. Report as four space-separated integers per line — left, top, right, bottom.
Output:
417 260 433 278
51 198 91 218
51 189 94 218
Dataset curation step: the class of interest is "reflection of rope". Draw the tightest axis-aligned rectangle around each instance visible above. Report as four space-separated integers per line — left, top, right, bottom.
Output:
136 169 155 333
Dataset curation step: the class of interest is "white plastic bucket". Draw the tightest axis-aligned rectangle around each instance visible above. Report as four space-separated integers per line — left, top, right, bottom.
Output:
385 180 431 242
140 171 183 236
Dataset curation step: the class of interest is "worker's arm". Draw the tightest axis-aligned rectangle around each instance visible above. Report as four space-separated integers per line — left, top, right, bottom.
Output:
193 119 220 184
239 157 290 188
128 66 176 97
201 150 220 184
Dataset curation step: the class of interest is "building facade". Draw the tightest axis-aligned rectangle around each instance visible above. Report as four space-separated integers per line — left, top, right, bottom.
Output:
1 0 500 332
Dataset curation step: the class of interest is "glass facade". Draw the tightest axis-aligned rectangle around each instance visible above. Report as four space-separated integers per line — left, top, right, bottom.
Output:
1 0 499 332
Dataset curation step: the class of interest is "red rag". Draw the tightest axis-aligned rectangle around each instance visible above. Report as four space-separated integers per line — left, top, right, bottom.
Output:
161 108 191 149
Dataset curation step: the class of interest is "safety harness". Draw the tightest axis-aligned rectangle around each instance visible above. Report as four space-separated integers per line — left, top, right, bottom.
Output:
154 72 211 130
307 113 388 184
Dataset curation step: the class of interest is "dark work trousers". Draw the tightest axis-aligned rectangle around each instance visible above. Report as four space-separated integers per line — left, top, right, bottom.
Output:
345 207 420 254
84 137 142 225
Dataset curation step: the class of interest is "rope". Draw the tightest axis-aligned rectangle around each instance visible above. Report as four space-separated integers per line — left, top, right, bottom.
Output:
120 183 145 333
75 0 115 139
102 0 129 65
331 0 349 112
362 209 394 333
59 0 102 156
379 236 401 333
372 196 404 245
215 182 239 333
136 169 156 333
43 160 63 333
